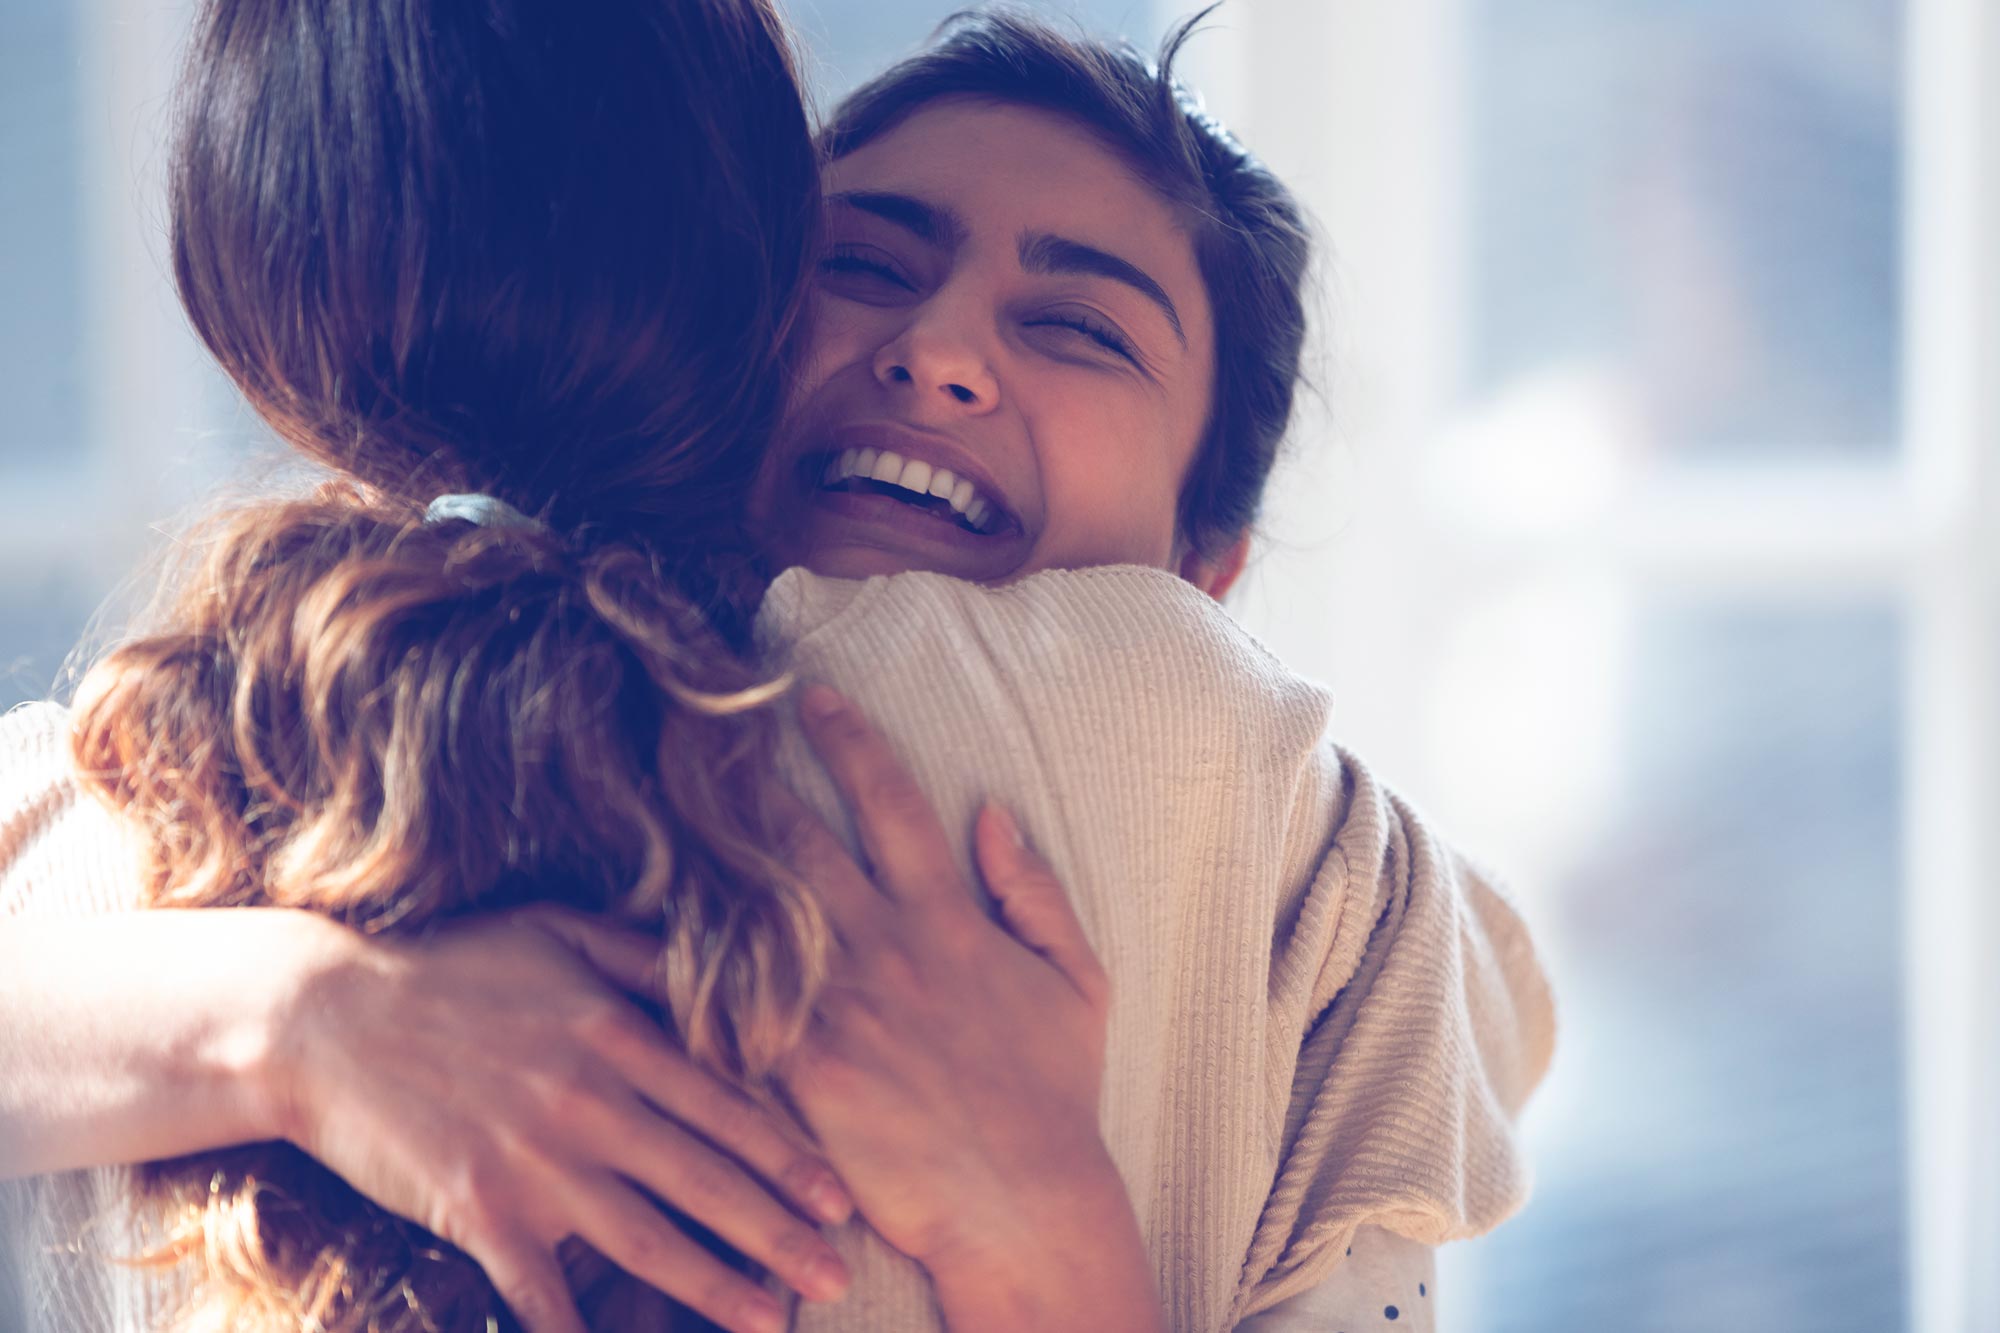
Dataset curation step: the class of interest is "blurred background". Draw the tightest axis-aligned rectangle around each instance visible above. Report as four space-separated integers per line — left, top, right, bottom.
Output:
3 1 1995 1329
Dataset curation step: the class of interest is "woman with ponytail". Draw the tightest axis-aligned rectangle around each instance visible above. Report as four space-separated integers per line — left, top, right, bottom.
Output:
4 1 863 1329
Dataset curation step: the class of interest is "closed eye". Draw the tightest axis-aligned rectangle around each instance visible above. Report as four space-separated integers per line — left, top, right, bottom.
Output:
818 246 915 292
1027 312 1138 364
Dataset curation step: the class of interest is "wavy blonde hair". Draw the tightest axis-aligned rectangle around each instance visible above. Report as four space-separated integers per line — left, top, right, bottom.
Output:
72 490 824 1330
63 0 827 1326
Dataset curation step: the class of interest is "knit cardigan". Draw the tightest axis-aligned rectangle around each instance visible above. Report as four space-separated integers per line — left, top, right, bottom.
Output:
1 564 1555 1332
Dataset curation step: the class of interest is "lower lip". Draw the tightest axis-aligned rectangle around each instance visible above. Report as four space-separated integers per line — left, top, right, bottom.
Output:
810 485 995 545
790 480 1033 581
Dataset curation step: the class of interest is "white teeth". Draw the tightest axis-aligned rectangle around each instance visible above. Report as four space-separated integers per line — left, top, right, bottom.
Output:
821 446 1002 532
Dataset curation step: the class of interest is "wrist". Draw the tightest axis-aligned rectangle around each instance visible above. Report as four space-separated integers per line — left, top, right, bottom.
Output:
226 909 367 1148
924 1147 1164 1333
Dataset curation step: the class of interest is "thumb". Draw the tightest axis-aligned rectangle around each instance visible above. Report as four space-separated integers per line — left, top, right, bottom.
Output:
973 804 1108 1008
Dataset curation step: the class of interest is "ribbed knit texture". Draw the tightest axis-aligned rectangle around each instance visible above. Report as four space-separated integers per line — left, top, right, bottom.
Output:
0 700 167 1333
0 565 1554 1332
757 568 1554 1332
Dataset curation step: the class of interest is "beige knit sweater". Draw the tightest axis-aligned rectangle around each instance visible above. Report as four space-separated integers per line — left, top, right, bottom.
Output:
1 564 1554 1332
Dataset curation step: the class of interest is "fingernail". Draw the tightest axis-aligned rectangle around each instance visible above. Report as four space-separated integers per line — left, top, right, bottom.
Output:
799 683 846 722
741 1292 788 1333
991 804 1025 847
807 1175 853 1224
806 1254 850 1301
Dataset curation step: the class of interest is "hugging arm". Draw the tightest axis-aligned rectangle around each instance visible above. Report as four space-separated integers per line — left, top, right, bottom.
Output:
0 906 856 1333
0 711 853 1333
0 694 1167 1333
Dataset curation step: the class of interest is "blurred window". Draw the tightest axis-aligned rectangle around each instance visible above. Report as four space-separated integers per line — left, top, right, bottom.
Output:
0 2 236 715
1469 601 1905 1330
0 0 85 477
1467 0 1902 461
1438 2 1916 1329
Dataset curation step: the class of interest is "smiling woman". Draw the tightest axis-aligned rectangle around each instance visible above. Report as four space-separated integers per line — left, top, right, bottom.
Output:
754 98 1219 585
751 13 1309 596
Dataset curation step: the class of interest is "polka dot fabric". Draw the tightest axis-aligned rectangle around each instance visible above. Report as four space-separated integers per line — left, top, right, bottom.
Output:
1233 1227 1435 1332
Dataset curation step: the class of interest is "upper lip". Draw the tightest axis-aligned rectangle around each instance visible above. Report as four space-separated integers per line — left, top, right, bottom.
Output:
809 421 1023 531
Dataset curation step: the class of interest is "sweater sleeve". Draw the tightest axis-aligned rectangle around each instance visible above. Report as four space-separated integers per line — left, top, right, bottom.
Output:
1229 750 1557 1323
0 702 144 921
0 702 174 1333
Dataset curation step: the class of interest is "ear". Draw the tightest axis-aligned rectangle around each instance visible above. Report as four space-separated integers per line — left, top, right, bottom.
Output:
1178 532 1251 601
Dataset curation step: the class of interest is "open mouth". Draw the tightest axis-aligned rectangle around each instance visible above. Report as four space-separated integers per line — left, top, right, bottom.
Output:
811 446 1011 536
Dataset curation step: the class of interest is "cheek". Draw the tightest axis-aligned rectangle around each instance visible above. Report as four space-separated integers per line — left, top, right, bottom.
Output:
792 300 887 404
1037 399 1189 566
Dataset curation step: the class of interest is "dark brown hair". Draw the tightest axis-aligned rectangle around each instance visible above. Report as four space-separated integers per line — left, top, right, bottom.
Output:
822 5 1313 559
67 0 825 1328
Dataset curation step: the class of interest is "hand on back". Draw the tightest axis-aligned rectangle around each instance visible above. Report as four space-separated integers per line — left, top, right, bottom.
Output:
776 684 1119 1272
260 686 1124 1331
269 905 853 1333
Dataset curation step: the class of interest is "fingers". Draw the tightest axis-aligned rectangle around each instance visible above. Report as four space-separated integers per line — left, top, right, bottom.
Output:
796 685 959 904
767 784 884 948
564 1174 798 1333
606 1108 851 1307
472 1234 588 1333
583 994 854 1227
974 804 1109 1008
609 1035 854 1225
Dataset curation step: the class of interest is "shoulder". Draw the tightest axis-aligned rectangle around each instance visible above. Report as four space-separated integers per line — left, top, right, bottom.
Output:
757 566 1336 759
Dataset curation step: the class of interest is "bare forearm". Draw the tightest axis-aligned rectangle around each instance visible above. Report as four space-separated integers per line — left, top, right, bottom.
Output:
0 909 334 1177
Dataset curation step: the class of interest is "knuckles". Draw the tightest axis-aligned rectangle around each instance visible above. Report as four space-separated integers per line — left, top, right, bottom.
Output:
672 1148 738 1210
854 770 931 826
608 1215 671 1273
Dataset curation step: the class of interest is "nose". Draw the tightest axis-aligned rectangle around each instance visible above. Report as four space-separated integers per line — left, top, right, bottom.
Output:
871 309 1000 415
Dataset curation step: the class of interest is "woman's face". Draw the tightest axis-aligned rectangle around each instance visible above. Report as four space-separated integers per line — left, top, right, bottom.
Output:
751 98 1218 586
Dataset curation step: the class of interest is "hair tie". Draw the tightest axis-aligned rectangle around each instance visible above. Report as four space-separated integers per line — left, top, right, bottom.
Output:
423 493 547 534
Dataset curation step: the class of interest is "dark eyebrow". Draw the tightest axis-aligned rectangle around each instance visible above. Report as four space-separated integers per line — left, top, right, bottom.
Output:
829 191 967 251
1018 232 1186 346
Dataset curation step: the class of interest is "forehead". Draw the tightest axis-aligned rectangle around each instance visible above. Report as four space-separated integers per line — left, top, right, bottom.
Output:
825 98 1212 354
832 98 1148 193
828 98 1192 267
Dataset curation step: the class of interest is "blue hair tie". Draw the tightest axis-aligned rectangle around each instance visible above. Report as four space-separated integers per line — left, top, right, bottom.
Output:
423 493 547 534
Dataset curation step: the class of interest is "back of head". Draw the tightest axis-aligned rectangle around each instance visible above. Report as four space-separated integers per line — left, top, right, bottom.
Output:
68 1 825 1328
822 5 1312 561
174 0 816 551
